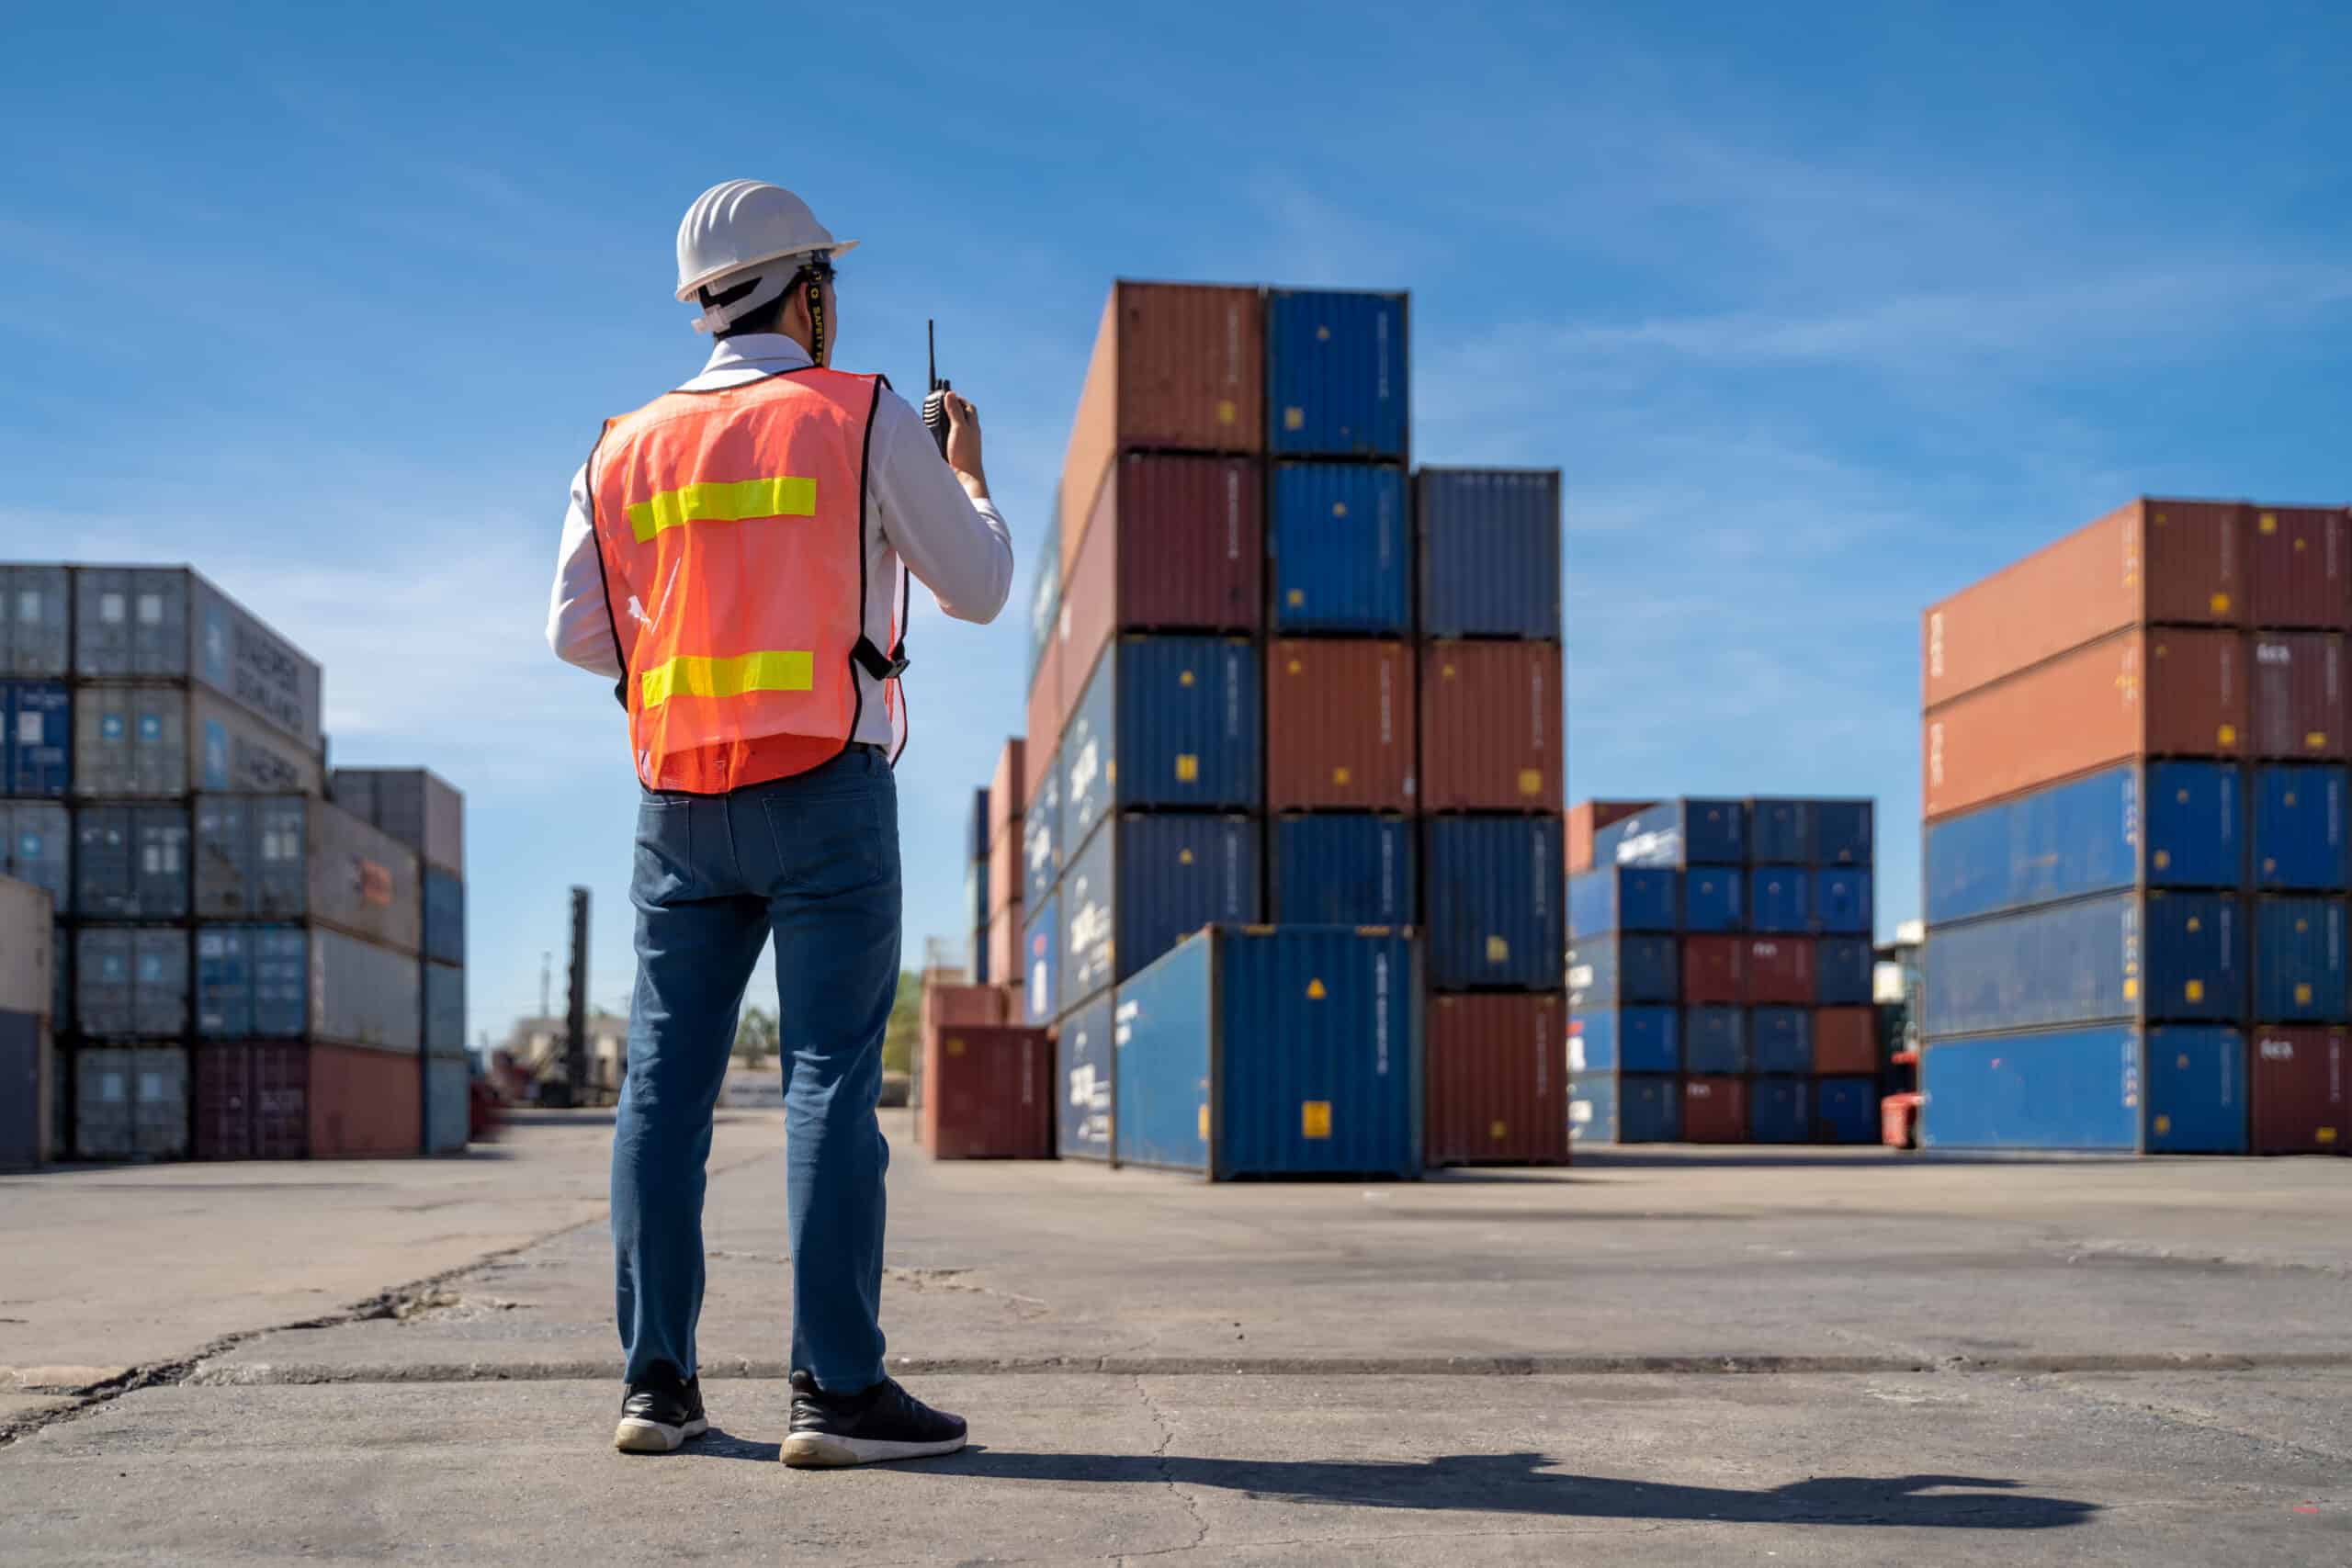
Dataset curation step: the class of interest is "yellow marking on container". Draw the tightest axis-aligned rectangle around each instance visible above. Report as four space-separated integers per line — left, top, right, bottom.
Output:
627 474 816 542
1287 589 1306 607
2320 1127 2338 1145
2186 980 2204 1002
2295 537 2308 552
1306 978 1328 1000
1487 935 1510 964
2154 642 2168 658
1302 1100 1332 1139
1198 1104 1210 1140
1356 926 1394 936
1333 502 1349 518
1442 663 1457 680
1175 754 1200 783
2298 983 2314 1005
2177 1054 2191 1069
2299 918 2312 933
2154 850 2172 870
1288 658 1303 675
1519 769 1544 796
2264 857 2277 874
1284 407 1306 431
1489 1120 1509 1143
2286 792 2301 807
2154 1114 2172 1134
2123 977 2140 1000
1333 765 1352 785
2219 724 2238 746
1179 669 1195 687
2311 732 2331 750
2187 916 2201 932
1107 760 1117 784
1316 325 1331 342
2176 788 2190 804
2260 511 2278 534
1216 399 1237 425
1178 849 1194 865
946 1037 966 1057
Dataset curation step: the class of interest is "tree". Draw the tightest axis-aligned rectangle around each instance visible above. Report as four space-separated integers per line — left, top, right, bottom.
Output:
881 970 922 1077
733 1006 778 1068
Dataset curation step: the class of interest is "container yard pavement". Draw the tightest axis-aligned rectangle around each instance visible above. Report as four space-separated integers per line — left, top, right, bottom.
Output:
4 1115 2349 1565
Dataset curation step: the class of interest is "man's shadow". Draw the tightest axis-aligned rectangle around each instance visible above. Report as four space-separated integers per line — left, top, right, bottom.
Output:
695 1437 2093 1529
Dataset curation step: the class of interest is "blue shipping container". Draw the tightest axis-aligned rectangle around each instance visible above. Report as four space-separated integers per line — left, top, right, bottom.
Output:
1682 1006 1747 1073
1749 1079 1810 1144
1021 894 1058 1027
1268 463 1409 635
1816 938 1875 1006
1814 869 1872 935
1272 814 1416 926
423 867 464 967
1567 1072 1617 1144
1059 814 1261 1009
1023 749 1061 908
967 787 990 863
1748 800 1814 865
425 961 465 1055
1266 288 1408 458
1924 762 2242 928
1815 1077 1879 1144
1570 1073 1679 1143
1680 867 1744 933
1026 507 1061 683
2253 765 2348 891
1569 1006 1678 1074
1813 801 1874 868
2253 897 2349 1022
1428 816 1564 990
1056 990 1114 1161
1591 798 1746 868
1925 890 2245 1037
4 682 71 797
1747 868 1811 934
1567 935 1677 1009
1567 867 1677 938
1414 468 1562 640
1921 1025 2246 1153
1063 637 1261 845
1113 927 1421 1179
193 924 306 1039
1751 1007 1813 1074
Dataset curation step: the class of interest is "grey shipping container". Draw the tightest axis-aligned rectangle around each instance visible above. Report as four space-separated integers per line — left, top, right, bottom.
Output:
74 805 190 919
74 684 324 798
310 927 422 1054
0 802 71 913
194 925 310 1039
76 927 188 1038
74 568 323 750
423 867 463 965
424 1053 470 1154
1 566 73 676
72 1044 188 1160
425 960 465 1055
0 1009 55 1168
2 875 52 1016
192 795 422 953
332 767 463 876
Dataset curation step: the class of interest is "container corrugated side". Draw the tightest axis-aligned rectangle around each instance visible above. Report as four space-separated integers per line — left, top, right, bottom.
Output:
988 818 1022 919
1426 816 1564 991
5 680 71 795
1268 464 1410 636
1 802 72 916
1062 455 1265 695
71 1044 188 1160
76 927 188 1038
1747 800 1814 864
2248 505 2349 632
74 568 191 679
1590 798 1746 867
1749 1079 1810 1144
1567 1006 1679 1074
1414 468 1562 640
1059 813 1261 1009
1266 289 1408 458
425 961 465 1055
2248 632 2346 760
1682 1077 1748 1143
1817 938 1876 1005
1418 641 1563 813
424 1054 470 1154
1057 990 1115 1161
192 1042 308 1160
187 570 325 752
1425 992 1567 1167
0 876 52 1018
1747 868 1810 933
2252 897 2348 1022
1926 890 2244 1037
309 1043 420 1157
1567 868 1677 938
1812 800 1875 867
921 1024 1052 1159
423 868 464 965
1566 937 1678 1008
331 768 462 876
986 899 1023 998
309 929 422 1054
1681 867 1743 931
72 804 188 919
2253 764 2348 890
1063 637 1261 842
0 566 72 676
1921 1024 2245 1152
306 801 423 956
194 924 308 1038
1682 1006 1746 1073
1571 1072 1680 1143
2248 1026 2346 1154
1025 629 1063 802
1021 894 1058 1027
967 787 991 864
1022 746 1061 908
1815 1077 1879 1144
1272 814 1416 926
1566 800 1652 876
1567 1071 1618 1144
1264 639 1416 810
73 685 324 797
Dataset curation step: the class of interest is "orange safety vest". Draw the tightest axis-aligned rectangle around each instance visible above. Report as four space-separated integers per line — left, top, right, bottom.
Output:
586 367 907 795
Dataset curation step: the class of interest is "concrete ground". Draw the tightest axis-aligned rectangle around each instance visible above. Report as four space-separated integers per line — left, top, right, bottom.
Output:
2 1112 2346 1565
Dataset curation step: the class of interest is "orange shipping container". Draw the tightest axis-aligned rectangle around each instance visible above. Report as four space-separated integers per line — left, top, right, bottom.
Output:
921 1025 1053 1159
1419 641 1564 812
2248 506 2350 632
986 901 1024 994
1922 498 2245 712
308 1043 420 1158
1923 627 2245 821
988 739 1025 849
1265 639 1418 810
1566 800 1653 876
1024 634 1063 802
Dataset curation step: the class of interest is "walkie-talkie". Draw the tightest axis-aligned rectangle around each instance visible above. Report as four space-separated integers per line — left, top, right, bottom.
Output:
921 320 952 459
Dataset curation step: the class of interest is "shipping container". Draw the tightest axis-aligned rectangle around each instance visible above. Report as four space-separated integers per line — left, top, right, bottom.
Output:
1427 815 1562 991
74 683 325 798
967 787 990 863
1813 1007 1880 1075
423 867 463 966
1744 937 1815 1005
1272 813 1416 926
1682 1077 1748 1144
1023 747 1061 908
74 568 325 750
919 981 1009 1041
988 815 1022 919
1591 798 1747 868
1 1010 52 1168
2248 1026 2346 1154
1021 894 1058 1028
1567 867 1676 938
1921 498 2244 711
1749 1078 1810 1144
1057 990 1115 1162
1922 628 2242 822
986 899 1023 1000
2253 897 2348 1022
1059 455 1265 696
1265 289 1408 459
1747 799 1813 864
1920 1025 2245 1153
2247 633 2346 759
1026 587 1064 780
1057 282 1265 581
1569 1072 1680 1144
1264 639 1417 810
1417 641 1563 812
1814 869 1873 935
0 875 50 1017
1414 468 1562 640
1815 1077 1880 1145
1813 800 1875 867
194 925 308 1038
425 962 465 1055
989 739 1026 848
963 860 988 943
1682 1005 1747 1073
1062 636 1262 841
73 805 188 919
424 1054 470 1155
1747 868 1810 934
921 1025 1052 1159
76 927 187 1037
1425 992 1567 1167
0 566 72 676
1566 800 1652 876
1567 1006 1678 1074
2254 764 2347 890
1817 938 1875 1006
4 680 71 795
309 928 421 1054
1028 495 1062 687
1268 464 1409 635
192 1042 308 1160
1112 926 1420 1179
331 768 463 877
0 802 70 914
190 795 421 953
1059 814 1261 1008
309 1043 420 1157
969 920 989 986
72 1044 187 1160
1751 1007 1813 1075
2249 505 2349 630
1680 867 1743 932
1567 1071 1617 1144
1925 762 2242 928
1681 936 1744 1005
1926 890 2243 1037
1567 936 1678 1008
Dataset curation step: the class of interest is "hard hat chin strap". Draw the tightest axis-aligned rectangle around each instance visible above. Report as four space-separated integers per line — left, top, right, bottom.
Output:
692 259 830 360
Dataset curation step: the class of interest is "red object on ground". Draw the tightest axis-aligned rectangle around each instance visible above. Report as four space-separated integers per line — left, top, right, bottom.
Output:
2249 1026 2347 1155
1265 639 1418 810
1812 1007 1879 1075
1417 641 1564 812
1682 1077 1748 1143
1744 937 1815 1004
1681 937 1744 1005
921 1025 1054 1158
309 1044 421 1158
1881 1090 1923 1150
1424 993 1568 1168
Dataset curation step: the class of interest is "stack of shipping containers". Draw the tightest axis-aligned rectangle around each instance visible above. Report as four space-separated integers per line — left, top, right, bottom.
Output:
1566 796 1879 1145
1920 499 2350 1155
964 785 989 983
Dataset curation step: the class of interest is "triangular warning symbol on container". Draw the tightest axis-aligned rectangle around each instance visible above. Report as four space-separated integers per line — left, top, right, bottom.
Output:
1306 978 1328 1000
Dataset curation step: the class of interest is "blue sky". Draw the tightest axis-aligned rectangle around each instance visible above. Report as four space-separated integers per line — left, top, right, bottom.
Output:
6 2 2349 1041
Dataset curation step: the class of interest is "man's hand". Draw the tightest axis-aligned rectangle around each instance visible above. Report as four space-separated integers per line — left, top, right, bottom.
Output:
943 392 989 500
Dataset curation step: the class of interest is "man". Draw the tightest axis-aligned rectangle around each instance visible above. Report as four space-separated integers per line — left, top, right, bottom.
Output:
547 179 1012 1467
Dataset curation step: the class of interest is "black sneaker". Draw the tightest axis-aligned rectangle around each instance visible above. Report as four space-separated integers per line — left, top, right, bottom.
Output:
613 1364 708 1454
782 1370 967 1468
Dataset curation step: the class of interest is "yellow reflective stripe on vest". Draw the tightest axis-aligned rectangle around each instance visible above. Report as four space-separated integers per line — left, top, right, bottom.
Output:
627 476 817 544
639 650 815 707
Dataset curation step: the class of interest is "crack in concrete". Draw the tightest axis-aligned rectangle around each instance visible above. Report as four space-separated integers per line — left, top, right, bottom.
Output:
1131 1374 1211 1562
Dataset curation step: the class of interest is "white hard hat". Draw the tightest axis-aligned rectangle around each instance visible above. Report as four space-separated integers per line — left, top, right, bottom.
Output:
675 180 857 333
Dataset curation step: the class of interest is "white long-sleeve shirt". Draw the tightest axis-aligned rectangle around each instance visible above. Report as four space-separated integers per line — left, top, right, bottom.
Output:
546 333 1013 746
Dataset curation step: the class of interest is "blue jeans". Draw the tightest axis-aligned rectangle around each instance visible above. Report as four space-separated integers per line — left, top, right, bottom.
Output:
611 747 901 1393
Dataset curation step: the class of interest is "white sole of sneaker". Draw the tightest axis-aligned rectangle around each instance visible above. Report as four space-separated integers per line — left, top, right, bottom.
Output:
780 1432 968 1469
613 1415 708 1454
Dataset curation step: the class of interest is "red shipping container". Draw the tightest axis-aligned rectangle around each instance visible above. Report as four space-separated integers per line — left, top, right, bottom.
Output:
1813 1007 1879 1076
1922 498 2245 711
2249 632 2346 759
1424 993 1568 1168
1058 283 1265 581
1745 938 1815 1005
988 822 1022 919
1566 800 1652 875
1265 639 1418 810
1681 936 1744 1005
193 1043 309 1160
1683 1077 1748 1144
309 1043 420 1158
2250 1026 2347 1155
986 901 1024 998
1057 456 1265 695
2248 506 2350 632
921 1025 1053 1158
1419 640 1564 812
989 739 1026 848
921 981 1009 1043
1923 627 2245 821
1024 633 1063 802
